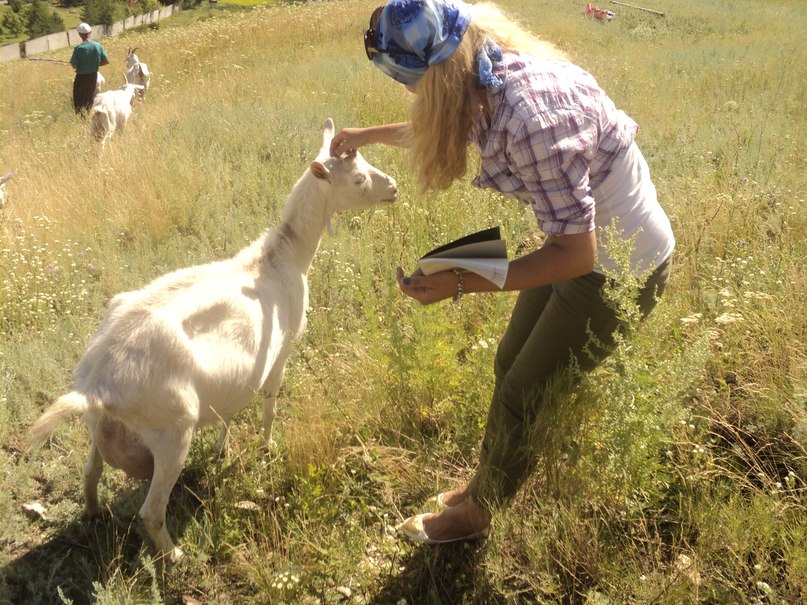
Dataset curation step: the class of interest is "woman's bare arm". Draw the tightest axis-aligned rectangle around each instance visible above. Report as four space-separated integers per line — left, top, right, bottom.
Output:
330 122 411 156
397 230 597 305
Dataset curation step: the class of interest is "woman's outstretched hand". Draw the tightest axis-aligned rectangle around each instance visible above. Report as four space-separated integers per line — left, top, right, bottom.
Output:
330 128 368 157
330 123 411 156
396 266 460 305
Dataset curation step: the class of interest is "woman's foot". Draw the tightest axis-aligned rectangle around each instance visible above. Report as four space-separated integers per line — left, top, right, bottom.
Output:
437 485 471 507
401 497 492 544
427 485 470 511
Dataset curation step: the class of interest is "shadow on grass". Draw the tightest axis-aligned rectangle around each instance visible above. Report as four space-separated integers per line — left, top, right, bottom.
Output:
368 540 499 605
0 479 203 605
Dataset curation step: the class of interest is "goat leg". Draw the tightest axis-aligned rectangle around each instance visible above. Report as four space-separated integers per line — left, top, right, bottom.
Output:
83 441 104 516
138 425 193 564
261 362 287 451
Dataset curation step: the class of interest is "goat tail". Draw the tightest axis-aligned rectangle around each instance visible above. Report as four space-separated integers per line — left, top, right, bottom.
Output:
28 392 89 450
89 107 110 141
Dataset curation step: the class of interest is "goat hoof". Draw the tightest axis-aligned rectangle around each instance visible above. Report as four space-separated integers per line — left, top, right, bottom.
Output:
262 439 279 459
167 546 184 565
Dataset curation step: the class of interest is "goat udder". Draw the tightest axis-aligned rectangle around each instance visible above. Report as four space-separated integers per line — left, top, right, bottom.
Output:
97 416 154 479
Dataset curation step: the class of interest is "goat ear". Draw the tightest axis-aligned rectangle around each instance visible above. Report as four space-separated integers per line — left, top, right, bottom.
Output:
310 161 331 182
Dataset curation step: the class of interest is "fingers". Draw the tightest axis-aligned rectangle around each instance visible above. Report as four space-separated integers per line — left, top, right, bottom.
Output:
329 134 346 157
329 129 358 158
396 267 453 305
397 266 421 295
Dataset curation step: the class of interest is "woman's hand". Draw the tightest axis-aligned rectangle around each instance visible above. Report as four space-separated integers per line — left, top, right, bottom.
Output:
330 128 369 157
330 123 412 157
396 267 460 305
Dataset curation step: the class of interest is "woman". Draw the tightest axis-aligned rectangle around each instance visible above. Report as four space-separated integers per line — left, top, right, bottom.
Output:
330 0 675 544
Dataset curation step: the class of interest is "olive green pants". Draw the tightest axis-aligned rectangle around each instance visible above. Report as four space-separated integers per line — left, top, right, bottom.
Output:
469 255 672 508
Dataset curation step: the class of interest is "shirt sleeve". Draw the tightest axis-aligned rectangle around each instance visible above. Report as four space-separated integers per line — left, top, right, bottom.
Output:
506 109 597 236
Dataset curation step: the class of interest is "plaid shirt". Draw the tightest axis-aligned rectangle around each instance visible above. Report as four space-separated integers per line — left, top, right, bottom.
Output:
471 53 638 236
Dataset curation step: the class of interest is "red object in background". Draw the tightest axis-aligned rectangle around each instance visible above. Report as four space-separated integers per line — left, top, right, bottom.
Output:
586 2 616 21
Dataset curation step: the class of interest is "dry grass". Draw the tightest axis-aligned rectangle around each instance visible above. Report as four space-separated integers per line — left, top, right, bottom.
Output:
1 1 805 603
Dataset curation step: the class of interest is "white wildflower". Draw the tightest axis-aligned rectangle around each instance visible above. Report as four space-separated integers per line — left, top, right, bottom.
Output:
715 312 744 324
756 581 773 596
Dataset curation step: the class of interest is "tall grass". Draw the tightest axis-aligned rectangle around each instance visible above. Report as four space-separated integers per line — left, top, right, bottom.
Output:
1 0 804 603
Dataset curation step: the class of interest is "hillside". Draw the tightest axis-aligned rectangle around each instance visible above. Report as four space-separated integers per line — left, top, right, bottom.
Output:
0 1 804 603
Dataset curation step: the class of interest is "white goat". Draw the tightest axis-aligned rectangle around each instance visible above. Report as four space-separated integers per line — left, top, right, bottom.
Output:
28 118 398 563
89 81 144 147
95 71 106 95
125 47 150 100
0 172 13 209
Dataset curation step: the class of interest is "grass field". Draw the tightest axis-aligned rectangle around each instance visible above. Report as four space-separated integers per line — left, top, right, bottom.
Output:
0 0 805 603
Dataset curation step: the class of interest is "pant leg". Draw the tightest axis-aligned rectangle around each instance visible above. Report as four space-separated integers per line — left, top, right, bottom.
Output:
468 283 553 485
470 256 672 508
73 73 97 114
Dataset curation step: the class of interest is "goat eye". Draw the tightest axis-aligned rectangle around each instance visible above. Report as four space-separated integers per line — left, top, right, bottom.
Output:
354 174 367 185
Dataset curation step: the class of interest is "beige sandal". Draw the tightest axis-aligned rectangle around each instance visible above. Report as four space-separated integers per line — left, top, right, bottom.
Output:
400 513 490 544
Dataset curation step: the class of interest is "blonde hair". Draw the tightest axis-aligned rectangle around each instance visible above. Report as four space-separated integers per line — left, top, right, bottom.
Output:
406 2 568 192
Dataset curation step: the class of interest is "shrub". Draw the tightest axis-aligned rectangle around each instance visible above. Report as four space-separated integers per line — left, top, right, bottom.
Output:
1 10 25 36
24 0 65 38
82 0 127 27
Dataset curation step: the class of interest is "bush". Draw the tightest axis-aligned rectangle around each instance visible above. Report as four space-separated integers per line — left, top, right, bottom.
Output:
82 0 127 27
129 0 160 17
24 0 65 38
2 10 25 37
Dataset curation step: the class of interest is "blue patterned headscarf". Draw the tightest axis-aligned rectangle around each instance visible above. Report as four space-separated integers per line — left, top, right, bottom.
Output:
371 0 472 86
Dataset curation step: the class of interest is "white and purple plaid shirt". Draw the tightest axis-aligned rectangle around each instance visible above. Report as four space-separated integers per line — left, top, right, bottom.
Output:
471 53 638 237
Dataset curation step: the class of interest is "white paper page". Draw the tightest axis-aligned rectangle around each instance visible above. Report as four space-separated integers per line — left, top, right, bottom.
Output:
417 257 509 289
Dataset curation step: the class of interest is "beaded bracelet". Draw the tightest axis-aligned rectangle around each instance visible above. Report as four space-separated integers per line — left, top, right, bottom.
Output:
452 268 464 302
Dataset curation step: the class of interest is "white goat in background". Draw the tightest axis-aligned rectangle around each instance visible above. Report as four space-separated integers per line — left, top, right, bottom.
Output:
0 172 13 209
95 71 106 95
125 47 150 100
28 118 398 563
89 81 144 147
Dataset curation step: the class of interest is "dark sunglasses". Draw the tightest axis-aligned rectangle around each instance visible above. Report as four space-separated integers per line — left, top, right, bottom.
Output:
364 6 420 61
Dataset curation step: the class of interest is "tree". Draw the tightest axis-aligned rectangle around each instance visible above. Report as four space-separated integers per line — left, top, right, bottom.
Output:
1 11 26 37
25 0 65 38
82 0 127 27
